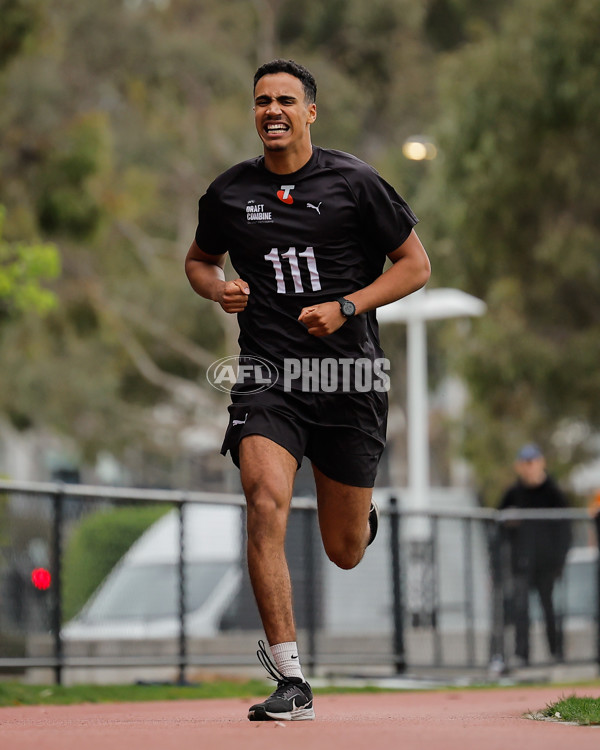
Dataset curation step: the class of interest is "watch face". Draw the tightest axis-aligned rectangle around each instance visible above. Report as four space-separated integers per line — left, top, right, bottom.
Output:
340 299 355 317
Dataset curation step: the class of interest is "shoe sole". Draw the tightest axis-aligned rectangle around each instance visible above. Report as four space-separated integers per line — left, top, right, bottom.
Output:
248 705 315 721
367 501 379 546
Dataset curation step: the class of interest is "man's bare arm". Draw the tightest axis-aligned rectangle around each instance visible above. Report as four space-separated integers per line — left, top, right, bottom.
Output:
184 240 249 313
347 229 431 314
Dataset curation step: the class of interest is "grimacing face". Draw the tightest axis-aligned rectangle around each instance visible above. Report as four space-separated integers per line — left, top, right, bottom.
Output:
253 72 316 153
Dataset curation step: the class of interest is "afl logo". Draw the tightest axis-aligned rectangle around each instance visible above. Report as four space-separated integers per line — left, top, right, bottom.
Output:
206 355 279 394
277 184 295 204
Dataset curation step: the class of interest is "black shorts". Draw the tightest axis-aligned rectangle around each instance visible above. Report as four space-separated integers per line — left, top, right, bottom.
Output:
220 387 387 488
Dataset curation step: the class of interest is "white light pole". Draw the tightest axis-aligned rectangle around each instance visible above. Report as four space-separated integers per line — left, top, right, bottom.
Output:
378 288 487 515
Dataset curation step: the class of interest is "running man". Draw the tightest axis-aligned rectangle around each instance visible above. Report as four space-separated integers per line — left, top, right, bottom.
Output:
185 59 430 720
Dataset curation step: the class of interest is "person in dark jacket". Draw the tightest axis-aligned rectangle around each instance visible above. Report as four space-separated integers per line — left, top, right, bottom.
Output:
499 443 571 666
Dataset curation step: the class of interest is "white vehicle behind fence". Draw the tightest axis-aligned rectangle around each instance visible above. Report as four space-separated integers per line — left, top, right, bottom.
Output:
61 503 242 641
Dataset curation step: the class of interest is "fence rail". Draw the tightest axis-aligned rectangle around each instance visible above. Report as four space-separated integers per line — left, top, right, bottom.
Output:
0 479 598 685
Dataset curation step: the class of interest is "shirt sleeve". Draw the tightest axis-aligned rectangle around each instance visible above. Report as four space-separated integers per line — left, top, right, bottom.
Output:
194 186 225 256
357 167 418 257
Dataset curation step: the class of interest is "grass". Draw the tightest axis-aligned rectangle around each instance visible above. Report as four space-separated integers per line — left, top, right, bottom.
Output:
2 678 600 723
0 679 393 707
540 694 600 726
0 680 272 707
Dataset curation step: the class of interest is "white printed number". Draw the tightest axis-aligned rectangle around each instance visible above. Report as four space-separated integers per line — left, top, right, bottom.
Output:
264 247 322 294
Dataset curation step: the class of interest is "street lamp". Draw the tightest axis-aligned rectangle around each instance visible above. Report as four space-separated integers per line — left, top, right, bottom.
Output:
379 287 486 626
378 287 487 515
402 135 438 161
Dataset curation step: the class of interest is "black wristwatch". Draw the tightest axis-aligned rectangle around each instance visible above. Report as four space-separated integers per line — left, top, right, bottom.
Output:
336 297 356 318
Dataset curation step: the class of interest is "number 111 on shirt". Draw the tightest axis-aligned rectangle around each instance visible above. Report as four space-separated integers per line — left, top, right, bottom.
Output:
264 247 322 294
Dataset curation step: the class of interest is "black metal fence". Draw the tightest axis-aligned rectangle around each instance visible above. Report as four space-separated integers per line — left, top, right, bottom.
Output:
0 479 598 685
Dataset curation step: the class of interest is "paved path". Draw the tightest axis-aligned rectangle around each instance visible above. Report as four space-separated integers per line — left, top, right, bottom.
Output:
1 685 599 750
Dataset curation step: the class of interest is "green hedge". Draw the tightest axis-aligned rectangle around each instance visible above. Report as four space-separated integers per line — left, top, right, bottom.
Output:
61 504 169 621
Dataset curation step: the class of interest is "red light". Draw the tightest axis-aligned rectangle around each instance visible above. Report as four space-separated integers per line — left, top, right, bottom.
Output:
31 567 52 590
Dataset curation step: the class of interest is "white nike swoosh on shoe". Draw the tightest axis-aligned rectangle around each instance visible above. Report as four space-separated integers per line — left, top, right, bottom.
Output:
265 696 315 721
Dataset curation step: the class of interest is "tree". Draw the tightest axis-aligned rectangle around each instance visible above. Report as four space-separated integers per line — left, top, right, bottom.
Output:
0 205 59 314
2 0 525 486
0 0 42 70
424 0 600 500
0 0 249 468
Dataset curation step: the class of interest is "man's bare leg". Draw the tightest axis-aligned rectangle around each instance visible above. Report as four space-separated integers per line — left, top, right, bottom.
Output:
239 435 298 645
312 464 372 570
242 437 315 721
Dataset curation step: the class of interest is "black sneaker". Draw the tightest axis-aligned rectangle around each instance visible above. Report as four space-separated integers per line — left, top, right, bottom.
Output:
367 501 379 546
248 640 315 721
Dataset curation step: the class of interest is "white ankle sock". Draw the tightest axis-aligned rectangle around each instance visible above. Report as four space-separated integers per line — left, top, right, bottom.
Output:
270 641 305 681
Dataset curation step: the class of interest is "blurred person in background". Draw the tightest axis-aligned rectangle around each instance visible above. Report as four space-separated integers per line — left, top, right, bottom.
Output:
499 443 572 667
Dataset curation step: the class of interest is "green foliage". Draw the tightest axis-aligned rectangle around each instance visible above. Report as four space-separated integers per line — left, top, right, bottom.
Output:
0 205 60 314
0 0 42 69
277 0 435 151
36 113 110 239
0 490 9 547
0 0 236 464
424 0 600 499
61 504 169 621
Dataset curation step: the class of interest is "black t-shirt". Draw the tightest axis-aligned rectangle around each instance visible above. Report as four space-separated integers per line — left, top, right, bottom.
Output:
195 146 417 391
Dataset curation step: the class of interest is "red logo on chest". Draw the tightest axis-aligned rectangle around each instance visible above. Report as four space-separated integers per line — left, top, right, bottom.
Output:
277 184 295 204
